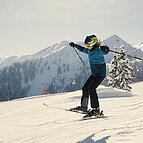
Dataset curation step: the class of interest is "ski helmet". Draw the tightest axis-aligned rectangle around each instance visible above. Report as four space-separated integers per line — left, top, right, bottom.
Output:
84 35 98 47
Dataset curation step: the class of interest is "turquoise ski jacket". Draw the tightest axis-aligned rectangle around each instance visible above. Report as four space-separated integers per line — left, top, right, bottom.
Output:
75 44 109 77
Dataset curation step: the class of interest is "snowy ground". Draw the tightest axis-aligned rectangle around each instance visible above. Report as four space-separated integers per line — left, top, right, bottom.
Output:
0 82 143 143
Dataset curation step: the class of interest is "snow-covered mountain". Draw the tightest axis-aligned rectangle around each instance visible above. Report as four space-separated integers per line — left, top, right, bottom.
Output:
133 41 143 51
0 41 89 101
0 43 60 68
0 34 143 68
0 56 19 68
0 82 143 143
0 34 143 101
103 34 143 62
0 57 5 64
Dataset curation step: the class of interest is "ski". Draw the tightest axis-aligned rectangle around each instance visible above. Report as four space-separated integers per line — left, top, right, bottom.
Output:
43 103 86 114
43 103 108 124
73 115 108 122
81 110 108 121
43 103 66 110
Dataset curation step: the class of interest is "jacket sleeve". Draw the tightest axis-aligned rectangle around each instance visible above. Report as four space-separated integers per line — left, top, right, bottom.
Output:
99 46 109 55
75 44 88 54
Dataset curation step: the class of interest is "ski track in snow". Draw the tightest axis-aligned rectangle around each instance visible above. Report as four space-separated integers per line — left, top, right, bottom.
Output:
0 82 143 143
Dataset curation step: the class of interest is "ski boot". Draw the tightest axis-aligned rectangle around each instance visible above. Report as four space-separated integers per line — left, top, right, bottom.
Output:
69 106 88 114
83 108 103 118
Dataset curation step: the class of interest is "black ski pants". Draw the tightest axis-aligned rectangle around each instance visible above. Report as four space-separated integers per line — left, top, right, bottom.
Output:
81 75 104 108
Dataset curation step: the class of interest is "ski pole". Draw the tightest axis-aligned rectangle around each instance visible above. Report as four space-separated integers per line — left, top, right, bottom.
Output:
109 49 143 61
72 46 90 73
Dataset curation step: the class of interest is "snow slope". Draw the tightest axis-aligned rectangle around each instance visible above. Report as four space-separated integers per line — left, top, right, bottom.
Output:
134 41 143 51
0 82 143 143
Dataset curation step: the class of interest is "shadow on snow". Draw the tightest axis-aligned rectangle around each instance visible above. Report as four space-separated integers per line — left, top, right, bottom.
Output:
77 133 110 143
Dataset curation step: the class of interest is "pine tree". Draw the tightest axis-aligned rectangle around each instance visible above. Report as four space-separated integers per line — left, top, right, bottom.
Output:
108 46 120 87
108 45 133 91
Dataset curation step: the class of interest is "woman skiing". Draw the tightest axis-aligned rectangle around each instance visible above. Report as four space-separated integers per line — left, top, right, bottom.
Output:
69 35 109 117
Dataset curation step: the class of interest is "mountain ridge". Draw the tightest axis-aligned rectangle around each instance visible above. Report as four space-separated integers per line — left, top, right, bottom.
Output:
0 34 143 101
0 34 142 68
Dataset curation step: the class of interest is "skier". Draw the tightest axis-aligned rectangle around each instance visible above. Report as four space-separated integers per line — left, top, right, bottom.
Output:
69 35 109 117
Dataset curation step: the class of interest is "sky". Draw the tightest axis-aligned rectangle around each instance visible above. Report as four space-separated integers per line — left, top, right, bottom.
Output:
0 0 143 57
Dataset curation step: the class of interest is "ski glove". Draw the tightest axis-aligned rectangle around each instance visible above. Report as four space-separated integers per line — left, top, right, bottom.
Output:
99 45 109 52
69 42 76 47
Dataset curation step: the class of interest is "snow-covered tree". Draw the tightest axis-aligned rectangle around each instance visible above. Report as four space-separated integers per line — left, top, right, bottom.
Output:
108 46 120 87
108 45 133 91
